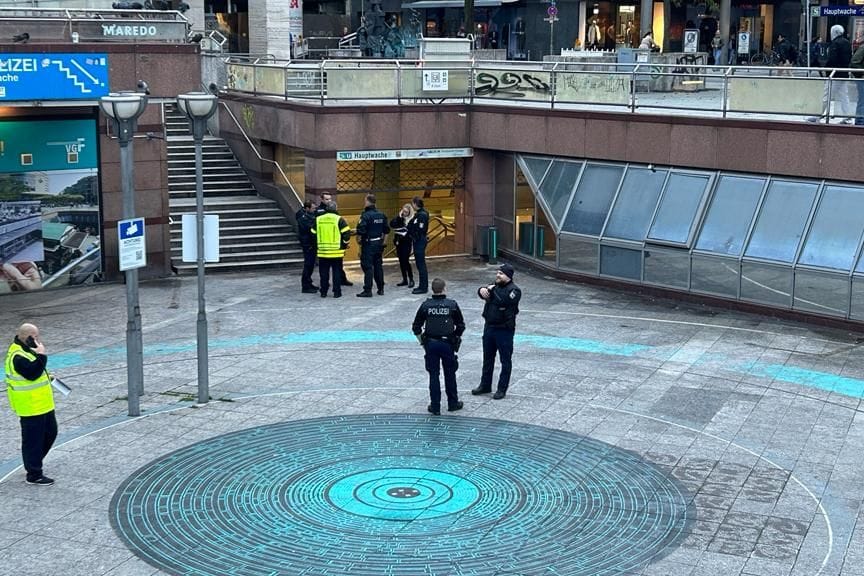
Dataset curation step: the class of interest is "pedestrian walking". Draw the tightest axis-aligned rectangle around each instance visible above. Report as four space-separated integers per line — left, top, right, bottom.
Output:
809 25 853 123
851 41 864 125
472 263 521 400
5 323 57 485
311 201 351 298
356 194 390 297
391 203 415 288
409 196 429 294
412 278 465 415
295 200 319 294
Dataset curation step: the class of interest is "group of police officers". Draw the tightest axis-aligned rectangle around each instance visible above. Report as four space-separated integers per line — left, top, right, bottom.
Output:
3 195 522 486
295 193 431 298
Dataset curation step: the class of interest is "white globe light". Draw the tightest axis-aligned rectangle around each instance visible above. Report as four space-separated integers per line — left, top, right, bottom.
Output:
99 92 147 121
177 92 217 119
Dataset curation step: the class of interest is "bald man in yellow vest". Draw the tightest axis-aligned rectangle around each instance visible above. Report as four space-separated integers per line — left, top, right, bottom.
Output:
4 323 57 485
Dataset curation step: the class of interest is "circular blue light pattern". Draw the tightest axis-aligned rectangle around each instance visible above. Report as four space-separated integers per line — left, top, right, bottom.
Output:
111 414 691 575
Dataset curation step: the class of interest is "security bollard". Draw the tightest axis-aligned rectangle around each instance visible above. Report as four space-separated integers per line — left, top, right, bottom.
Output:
535 225 545 259
488 226 498 265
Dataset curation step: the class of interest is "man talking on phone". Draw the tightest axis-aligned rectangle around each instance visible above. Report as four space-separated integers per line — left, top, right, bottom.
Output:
4 323 57 485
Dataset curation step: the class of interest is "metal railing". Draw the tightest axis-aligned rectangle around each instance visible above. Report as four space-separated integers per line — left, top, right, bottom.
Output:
217 100 303 207
217 57 864 125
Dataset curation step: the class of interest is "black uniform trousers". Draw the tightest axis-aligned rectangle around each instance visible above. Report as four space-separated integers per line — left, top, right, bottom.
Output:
360 241 385 292
480 326 515 393
318 257 344 297
413 236 428 291
396 240 413 283
20 410 57 481
301 245 316 290
425 339 458 411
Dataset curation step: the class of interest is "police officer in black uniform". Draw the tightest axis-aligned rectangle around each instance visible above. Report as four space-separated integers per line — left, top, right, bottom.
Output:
356 193 390 297
295 200 318 294
412 278 465 415
315 192 353 287
472 263 521 400
408 196 430 294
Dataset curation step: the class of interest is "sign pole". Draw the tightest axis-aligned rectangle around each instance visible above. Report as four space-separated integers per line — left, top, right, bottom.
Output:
118 141 143 416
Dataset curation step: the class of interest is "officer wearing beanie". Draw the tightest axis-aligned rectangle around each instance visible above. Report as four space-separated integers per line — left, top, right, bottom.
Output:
473 263 521 399
412 278 465 415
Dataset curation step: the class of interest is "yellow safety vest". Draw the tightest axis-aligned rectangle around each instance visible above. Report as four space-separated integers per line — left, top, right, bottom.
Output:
4 343 53 417
314 213 349 258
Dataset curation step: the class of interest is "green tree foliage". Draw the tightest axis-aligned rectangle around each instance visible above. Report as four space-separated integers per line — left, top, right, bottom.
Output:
60 175 98 206
0 175 35 201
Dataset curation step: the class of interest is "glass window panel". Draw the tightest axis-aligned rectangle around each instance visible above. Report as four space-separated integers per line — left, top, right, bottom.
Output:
647 173 710 245
561 164 623 236
537 160 582 227
744 180 818 263
603 167 667 240
740 262 792 307
600 245 642 280
520 156 552 187
691 255 740 297
643 247 690 288
559 235 598 273
850 277 864 320
798 185 864 271
695 175 765 255
793 270 849 317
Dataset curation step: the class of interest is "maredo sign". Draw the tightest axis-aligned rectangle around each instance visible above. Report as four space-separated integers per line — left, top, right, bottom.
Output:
74 20 188 42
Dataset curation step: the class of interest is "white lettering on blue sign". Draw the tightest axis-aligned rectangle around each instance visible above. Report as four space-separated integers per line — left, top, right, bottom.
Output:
101 24 158 37
0 58 37 73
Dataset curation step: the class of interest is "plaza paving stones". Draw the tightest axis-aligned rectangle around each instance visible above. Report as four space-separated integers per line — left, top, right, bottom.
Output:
0 258 863 575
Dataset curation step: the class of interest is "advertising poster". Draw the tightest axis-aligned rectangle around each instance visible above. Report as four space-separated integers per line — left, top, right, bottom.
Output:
0 118 101 294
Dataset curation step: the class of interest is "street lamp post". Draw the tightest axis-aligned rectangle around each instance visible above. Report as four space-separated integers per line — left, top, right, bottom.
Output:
100 91 148 417
176 92 218 405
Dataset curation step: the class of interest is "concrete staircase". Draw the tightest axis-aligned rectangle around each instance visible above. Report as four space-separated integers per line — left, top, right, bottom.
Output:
165 103 303 273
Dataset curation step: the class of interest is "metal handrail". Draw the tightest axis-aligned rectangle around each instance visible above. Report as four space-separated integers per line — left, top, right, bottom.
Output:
219 57 861 123
217 100 303 207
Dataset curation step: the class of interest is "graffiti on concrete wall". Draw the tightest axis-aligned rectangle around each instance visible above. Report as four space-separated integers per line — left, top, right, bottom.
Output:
474 70 552 100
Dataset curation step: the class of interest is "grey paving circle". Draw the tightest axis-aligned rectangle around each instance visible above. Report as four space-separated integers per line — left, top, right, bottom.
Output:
110 414 692 576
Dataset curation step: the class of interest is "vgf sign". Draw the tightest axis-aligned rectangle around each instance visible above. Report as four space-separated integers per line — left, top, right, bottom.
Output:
0 53 108 101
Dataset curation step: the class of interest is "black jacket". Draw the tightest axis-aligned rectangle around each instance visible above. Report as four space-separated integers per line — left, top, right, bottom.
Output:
11 336 47 381
356 205 390 246
295 208 316 247
408 208 429 242
391 215 410 247
479 281 521 330
412 294 466 345
828 35 852 77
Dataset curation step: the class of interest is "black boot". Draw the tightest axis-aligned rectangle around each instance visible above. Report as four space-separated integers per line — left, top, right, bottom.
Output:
396 278 408 286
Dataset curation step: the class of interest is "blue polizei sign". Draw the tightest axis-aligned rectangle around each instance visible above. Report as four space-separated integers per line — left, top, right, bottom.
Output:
0 53 109 101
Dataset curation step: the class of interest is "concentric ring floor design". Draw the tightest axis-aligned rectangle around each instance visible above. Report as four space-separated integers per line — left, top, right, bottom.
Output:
110 414 692 576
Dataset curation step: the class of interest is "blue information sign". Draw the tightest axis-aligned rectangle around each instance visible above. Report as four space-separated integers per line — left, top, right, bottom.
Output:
819 5 864 16
0 53 109 101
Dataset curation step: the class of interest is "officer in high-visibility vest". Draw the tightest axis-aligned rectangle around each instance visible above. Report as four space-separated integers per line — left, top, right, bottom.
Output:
311 201 352 298
4 323 57 486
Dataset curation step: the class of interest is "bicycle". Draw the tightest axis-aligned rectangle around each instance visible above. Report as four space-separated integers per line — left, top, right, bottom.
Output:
749 50 781 66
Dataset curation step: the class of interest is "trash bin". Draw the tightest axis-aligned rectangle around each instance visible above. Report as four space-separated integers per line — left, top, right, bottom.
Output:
535 225 545 259
475 225 490 257
518 222 534 255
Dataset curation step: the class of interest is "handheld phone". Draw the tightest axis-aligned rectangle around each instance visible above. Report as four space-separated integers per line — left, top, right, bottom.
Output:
25 336 36 348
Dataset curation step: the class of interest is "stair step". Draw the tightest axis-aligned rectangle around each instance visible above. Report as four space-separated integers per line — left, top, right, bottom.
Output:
171 258 305 273
171 241 297 253
170 232 293 243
